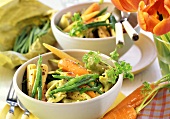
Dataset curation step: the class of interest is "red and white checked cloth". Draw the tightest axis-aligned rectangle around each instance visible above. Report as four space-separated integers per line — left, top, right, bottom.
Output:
137 88 170 119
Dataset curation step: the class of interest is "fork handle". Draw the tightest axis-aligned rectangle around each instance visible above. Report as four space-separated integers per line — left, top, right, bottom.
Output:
6 112 14 119
122 20 139 41
21 114 29 119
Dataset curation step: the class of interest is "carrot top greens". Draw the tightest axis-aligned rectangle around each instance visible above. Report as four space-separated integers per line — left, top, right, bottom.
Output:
136 73 170 113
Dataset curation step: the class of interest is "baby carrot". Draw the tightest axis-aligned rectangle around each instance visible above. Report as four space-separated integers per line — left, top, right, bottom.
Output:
43 43 83 66
58 58 89 76
82 3 100 16
86 90 96 98
81 85 96 98
103 105 137 119
58 58 99 98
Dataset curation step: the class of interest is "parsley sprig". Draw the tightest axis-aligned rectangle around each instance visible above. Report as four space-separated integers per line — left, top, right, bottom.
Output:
82 49 134 84
69 13 87 37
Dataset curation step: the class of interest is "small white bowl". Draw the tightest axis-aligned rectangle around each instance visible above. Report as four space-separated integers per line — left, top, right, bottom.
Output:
51 2 140 56
13 50 123 119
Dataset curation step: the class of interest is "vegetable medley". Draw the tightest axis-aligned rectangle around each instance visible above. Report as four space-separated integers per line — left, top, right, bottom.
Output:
57 3 118 38
23 50 134 103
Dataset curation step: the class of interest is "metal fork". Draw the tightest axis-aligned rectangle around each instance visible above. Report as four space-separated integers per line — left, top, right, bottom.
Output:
6 81 18 119
17 99 30 119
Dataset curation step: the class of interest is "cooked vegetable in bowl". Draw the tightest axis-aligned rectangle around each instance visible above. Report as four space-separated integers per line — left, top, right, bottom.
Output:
23 48 133 103
51 2 140 56
57 2 116 38
13 47 133 119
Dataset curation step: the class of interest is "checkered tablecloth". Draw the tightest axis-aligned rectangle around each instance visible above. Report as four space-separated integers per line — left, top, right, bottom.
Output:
137 88 170 119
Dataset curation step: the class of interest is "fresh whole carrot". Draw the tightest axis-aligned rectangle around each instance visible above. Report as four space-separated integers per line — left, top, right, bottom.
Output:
112 84 155 111
103 74 170 118
103 105 137 119
102 84 155 119
58 58 89 76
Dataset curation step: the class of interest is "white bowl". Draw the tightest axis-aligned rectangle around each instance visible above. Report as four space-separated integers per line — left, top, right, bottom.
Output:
13 50 123 119
51 2 140 56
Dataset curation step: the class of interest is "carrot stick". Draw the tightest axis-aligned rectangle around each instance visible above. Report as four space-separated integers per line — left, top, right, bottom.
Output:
103 105 137 119
58 58 89 76
43 43 83 66
82 3 100 16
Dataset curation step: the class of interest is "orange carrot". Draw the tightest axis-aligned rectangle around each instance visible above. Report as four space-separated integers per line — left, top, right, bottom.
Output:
82 3 100 16
43 43 83 66
58 58 97 98
86 90 96 98
112 84 155 111
103 105 137 119
58 58 89 76
102 84 155 119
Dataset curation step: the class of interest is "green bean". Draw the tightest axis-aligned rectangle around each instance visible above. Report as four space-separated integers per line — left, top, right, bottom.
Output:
68 84 103 94
49 77 97 95
95 7 108 17
52 75 73 80
85 21 109 28
62 74 99 87
13 20 50 54
31 55 43 98
109 15 117 30
37 69 42 100
79 84 103 94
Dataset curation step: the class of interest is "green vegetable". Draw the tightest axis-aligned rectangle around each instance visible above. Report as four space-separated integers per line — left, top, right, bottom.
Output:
68 13 112 37
61 74 99 87
69 13 87 37
83 51 109 74
95 7 108 17
136 73 170 113
109 15 117 30
68 84 103 94
82 50 134 83
49 74 99 95
85 21 109 28
13 20 50 54
110 48 119 61
37 70 42 100
31 55 43 99
52 75 73 80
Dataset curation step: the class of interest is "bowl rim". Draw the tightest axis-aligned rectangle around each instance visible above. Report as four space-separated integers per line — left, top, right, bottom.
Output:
13 49 123 106
51 1 139 41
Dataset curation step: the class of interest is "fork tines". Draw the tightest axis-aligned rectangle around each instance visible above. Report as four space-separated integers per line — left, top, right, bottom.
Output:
6 81 18 118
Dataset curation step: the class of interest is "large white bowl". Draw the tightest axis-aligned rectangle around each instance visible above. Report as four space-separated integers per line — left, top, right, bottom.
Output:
51 2 140 56
13 50 123 119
